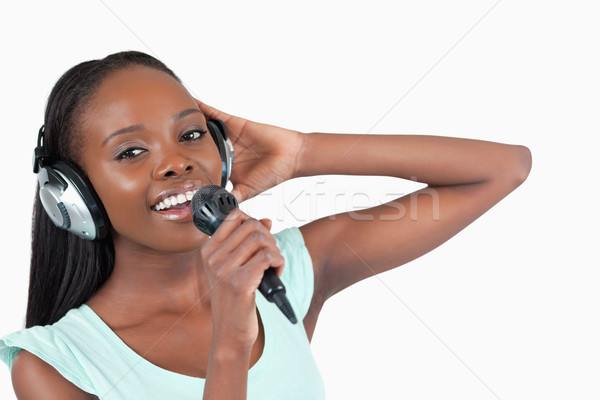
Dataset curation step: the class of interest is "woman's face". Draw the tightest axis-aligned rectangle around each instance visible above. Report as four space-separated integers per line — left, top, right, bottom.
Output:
79 65 222 253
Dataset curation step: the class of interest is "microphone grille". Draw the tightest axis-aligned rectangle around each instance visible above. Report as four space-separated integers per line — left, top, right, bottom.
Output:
190 185 239 236
190 185 222 216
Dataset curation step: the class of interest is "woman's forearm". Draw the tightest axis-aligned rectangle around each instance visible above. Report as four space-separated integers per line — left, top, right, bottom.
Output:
203 340 251 400
295 132 532 186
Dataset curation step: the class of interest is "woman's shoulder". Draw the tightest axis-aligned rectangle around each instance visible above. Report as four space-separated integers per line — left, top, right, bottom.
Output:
0 306 94 351
11 349 98 399
0 306 98 395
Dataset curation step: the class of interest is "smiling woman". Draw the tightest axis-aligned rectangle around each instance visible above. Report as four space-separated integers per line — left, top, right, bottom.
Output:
79 66 224 249
0 51 322 399
0 50 531 400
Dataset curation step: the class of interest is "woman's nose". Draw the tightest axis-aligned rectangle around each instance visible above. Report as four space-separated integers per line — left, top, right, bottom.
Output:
153 152 194 179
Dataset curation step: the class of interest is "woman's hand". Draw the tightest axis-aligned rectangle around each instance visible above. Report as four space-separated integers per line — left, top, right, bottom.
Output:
199 209 284 349
195 99 305 203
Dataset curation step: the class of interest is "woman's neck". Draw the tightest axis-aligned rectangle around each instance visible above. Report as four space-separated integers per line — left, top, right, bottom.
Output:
88 238 212 322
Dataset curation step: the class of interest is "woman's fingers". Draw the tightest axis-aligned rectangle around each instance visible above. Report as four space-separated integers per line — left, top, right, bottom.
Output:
238 247 285 288
209 208 248 243
259 218 272 231
226 226 277 270
212 218 276 270
195 98 231 122
203 209 280 278
194 98 252 142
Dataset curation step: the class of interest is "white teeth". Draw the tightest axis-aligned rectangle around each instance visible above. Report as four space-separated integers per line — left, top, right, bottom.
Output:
153 188 199 211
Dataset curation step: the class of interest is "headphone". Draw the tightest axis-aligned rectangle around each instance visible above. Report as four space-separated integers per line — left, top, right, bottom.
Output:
32 119 234 241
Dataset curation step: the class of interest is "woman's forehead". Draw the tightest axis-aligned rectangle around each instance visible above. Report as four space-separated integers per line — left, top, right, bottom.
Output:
84 66 198 134
93 66 189 106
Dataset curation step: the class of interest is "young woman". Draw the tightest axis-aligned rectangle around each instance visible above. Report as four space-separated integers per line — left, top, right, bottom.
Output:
0 51 531 399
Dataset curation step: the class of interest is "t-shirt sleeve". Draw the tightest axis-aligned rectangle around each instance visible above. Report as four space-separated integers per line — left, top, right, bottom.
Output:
272 226 315 320
0 327 96 394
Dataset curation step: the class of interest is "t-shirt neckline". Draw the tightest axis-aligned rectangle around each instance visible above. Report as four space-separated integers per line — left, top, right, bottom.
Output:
78 300 274 382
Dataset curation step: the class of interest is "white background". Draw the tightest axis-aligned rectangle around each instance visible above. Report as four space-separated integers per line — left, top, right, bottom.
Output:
1 1 598 399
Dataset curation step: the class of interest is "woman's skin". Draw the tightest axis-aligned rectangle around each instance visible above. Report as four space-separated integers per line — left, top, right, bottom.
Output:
82 66 290 399
10 65 532 400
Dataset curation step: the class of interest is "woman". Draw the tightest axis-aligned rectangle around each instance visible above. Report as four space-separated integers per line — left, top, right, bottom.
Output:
0 51 531 399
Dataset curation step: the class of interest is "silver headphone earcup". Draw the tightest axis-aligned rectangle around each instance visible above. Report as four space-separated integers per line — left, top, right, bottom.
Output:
37 162 108 241
38 175 71 229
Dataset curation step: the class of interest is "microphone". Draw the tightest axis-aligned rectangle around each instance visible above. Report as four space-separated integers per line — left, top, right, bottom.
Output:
190 185 297 324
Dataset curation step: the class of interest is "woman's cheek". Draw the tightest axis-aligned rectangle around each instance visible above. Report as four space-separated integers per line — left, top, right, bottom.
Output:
92 170 149 234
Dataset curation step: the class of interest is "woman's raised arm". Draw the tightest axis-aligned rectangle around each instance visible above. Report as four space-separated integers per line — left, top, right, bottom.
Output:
295 133 532 301
192 100 531 311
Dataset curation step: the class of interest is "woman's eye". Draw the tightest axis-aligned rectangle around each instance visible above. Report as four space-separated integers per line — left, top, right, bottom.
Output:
181 129 208 142
117 147 146 160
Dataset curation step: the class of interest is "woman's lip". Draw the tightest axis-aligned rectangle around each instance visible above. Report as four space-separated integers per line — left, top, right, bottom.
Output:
151 186 202 210
152 204 193 221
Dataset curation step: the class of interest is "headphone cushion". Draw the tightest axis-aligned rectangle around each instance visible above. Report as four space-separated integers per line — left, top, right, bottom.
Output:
207 119 231 187
44 161 109 240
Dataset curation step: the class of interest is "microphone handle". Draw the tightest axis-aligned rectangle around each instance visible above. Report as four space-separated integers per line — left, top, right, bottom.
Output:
259 268 297 324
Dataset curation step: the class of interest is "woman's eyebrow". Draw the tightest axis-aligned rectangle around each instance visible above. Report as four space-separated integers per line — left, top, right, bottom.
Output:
102 124 145 147
173 108 204 121
102 108 205 147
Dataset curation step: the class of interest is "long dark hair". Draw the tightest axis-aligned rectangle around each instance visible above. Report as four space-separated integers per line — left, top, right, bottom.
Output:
26 50 181 328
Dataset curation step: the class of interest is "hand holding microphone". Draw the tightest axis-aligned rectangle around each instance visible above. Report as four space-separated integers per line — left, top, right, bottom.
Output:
191 185 297 326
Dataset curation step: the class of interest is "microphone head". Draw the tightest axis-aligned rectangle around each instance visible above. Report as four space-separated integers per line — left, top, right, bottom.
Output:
190 185 223 211
190 185 239 236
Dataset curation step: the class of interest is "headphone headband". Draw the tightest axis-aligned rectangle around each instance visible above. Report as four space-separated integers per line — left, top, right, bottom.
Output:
32 125 48 173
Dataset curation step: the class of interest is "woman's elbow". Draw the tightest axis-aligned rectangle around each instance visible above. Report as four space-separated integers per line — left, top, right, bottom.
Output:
492 144 532 188
513 145 533 184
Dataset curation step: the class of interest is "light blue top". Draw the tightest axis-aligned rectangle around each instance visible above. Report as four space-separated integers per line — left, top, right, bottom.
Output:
0 226 326 399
